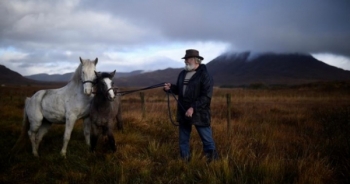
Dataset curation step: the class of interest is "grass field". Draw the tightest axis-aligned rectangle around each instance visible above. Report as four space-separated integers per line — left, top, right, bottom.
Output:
0 82 349 183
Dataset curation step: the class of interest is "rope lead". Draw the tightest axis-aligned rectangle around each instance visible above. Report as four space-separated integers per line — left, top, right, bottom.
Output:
114 83 183 126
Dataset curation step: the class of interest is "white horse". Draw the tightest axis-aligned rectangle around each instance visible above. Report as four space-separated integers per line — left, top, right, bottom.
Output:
15 57 97 157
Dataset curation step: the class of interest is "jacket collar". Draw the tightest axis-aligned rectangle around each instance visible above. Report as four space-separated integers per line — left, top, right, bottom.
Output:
195 64 206 72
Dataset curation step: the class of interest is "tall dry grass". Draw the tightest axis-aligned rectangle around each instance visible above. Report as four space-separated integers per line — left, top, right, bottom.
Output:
0 83 349 183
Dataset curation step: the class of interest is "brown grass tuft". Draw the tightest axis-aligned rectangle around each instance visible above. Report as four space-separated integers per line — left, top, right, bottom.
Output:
0 83 349 183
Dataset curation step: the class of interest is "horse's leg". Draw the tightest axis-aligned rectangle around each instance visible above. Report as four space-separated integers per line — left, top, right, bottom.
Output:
107 124 116 152
107 134 116 152
27 117 44 157
116 112 123 131
28 130 39 157
90 123 99 152
28 120 42 157
60 115 77 157
35 119 51 152
25 90 46 157
83 117 91 146
116 104 123 131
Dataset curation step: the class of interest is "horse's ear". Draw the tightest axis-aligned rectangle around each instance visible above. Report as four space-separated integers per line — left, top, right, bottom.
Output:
94 71 100 77
110 70 116 78
80 57 83 64
94 58 98 65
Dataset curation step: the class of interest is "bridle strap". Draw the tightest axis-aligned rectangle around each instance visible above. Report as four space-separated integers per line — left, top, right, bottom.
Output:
82 80 95 85
107 88 115 95
96 87 115 97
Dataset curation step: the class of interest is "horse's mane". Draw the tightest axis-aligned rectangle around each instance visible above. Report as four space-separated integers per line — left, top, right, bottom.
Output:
70 62 82 84
97 72 113 80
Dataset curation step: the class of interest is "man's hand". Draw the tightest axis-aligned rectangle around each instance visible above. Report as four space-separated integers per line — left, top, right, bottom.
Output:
164 83 171 91
185 107 194 117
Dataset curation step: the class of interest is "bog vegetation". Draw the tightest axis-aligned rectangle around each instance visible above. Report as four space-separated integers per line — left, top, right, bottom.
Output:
0 82 349 183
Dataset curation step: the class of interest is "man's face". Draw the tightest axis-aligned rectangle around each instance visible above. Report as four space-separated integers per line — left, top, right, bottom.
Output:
184 57 198 71
185 58 196 65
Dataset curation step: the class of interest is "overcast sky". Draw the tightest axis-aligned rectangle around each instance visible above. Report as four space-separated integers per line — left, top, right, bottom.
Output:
1 0 350 76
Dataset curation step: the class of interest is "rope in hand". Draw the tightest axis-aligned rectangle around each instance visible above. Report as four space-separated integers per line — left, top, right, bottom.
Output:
166 89 187 126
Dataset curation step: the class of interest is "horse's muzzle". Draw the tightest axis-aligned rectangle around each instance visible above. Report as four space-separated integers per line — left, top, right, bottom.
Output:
84 89 93 96
108 95 116 101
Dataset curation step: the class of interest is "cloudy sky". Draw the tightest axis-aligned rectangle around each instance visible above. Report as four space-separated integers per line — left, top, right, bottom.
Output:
0 0 350 76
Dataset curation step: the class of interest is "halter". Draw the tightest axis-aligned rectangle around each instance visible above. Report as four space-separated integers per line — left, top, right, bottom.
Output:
106 87 116 100
82 80 95 85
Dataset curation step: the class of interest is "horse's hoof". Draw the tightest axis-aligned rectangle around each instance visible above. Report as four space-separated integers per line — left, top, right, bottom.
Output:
60 152 67 158
90 146 97 153
85 140 90 146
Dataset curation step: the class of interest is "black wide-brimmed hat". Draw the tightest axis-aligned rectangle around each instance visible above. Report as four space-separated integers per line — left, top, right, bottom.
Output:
181 49 204 60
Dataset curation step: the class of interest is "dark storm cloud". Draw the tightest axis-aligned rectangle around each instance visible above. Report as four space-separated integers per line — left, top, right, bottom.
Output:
0 0 349 75
83 0 350 56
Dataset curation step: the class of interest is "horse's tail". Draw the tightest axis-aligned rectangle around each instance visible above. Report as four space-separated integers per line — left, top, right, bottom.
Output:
10 97 31 155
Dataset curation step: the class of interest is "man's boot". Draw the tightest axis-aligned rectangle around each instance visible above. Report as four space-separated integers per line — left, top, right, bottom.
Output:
205 150 219 163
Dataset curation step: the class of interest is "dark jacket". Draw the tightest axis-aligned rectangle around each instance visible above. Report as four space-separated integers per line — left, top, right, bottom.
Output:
169 64 213 126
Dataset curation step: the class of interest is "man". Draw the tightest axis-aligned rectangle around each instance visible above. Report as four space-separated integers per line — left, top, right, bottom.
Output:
164 49 218 162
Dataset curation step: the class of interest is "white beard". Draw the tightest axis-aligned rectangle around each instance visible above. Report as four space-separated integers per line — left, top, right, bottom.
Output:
184 64 195 71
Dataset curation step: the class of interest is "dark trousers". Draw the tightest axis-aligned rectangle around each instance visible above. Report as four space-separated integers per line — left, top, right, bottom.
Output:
179 123 217 160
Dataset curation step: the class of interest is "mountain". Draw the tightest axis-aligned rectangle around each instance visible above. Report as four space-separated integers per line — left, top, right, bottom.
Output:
4 52 350 87
115 68 182 87
114 52 350 87
25 70 144 82
206 52 350 86
116 70 144 78
0 65 38 85
25 73 74 82
0 65 63 86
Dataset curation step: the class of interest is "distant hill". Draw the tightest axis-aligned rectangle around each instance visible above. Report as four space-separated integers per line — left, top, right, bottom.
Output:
25 70 144 82
113 52 350 87
3 52 350 87
0 64 63 86
25 73 74 82
206 52 350 86
116 52 350 87
0 65 39 85
115 68 182 87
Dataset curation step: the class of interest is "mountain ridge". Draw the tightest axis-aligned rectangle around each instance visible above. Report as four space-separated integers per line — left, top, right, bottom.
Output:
0 65 62 86
205 52 350 86
25 70 146 82
1 52 350 87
